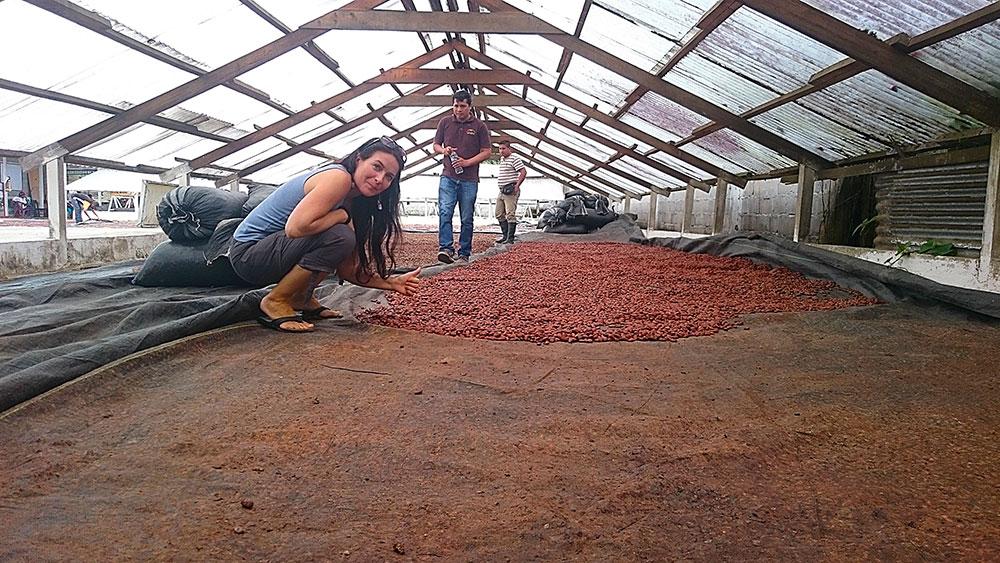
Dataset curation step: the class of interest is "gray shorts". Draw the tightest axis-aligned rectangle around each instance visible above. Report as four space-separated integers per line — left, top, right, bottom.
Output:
229 224 356 286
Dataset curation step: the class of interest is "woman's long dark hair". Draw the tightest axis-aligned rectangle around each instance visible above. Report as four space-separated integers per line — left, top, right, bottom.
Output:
340 140 405 280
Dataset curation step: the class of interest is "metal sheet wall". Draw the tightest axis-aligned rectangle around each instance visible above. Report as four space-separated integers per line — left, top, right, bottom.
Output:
874 162 988 251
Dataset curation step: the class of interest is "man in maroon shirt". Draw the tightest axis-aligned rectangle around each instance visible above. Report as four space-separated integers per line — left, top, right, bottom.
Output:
433 90 491 263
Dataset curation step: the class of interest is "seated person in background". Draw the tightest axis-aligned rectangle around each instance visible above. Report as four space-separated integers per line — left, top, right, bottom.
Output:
230 136 421 333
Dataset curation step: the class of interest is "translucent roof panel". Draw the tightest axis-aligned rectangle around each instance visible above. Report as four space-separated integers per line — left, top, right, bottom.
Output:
0 95 107 152
544 123 615 161
796 71 985 145
628 91 709 139
803 0 994 38
504 0 585 34
749 102 891 161
76 0 283 69
914 21 1000 98
237 50 351 111
179 87 289 132
1 3 193 114
694 130 796 172
598 0 713 43
487 35 564 87
312 30 434 81
614 156 685 190
681 7 845 99
579 2 677 72
252 0 356 28
560 56 637 113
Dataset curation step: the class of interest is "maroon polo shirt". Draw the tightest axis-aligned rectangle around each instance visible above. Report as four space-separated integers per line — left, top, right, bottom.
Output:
434 114 491 181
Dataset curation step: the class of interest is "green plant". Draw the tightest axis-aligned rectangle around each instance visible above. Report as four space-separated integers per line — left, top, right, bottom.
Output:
852 215 878 238
884 239 956 266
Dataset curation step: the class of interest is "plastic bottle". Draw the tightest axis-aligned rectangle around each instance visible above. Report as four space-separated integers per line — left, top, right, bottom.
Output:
449 152 464 175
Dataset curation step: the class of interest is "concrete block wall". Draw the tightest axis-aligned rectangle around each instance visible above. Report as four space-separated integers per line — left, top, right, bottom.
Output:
0 233 166 280
630 177 835 239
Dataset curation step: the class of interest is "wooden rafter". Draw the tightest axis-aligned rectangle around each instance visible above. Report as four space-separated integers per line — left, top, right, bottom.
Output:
477 0 829 169
23 0 299 119
19 0 388 171
238 0 355 87
740 0 1000 126
162 41 457 181
679 2 1000 147
612 0 739 119
0 78 233 144
453 40 745 185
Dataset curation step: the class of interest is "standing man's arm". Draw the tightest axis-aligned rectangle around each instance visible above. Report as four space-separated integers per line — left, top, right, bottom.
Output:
516 166 527 189
433 119 453 156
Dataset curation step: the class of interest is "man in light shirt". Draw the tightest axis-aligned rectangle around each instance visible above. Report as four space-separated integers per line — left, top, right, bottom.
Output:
494 140 527 245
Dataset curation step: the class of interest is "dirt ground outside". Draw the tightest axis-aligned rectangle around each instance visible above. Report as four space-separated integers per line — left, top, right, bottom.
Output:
2 301 999 561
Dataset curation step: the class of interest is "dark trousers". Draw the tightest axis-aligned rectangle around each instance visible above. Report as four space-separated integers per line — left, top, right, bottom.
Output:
229 224 356 286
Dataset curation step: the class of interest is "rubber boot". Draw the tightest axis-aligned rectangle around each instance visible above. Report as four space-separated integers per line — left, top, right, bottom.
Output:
504 222 517 244
495 220 509 244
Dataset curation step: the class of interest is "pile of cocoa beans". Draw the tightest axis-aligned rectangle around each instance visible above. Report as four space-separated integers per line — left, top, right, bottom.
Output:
360 242 880 343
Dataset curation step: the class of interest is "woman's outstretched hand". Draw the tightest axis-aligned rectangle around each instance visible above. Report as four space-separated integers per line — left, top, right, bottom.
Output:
390 267 421 296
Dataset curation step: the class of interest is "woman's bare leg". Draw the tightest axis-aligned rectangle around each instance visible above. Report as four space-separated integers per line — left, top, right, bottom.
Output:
260 265 327 332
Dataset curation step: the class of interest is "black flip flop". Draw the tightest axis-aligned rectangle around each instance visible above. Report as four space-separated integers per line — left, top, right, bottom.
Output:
302 306 343 321
257 314 313 333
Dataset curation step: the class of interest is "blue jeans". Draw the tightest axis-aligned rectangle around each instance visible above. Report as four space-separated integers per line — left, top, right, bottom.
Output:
438 176 478 257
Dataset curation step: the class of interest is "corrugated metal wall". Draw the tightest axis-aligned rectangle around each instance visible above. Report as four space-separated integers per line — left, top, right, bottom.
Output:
874 162 988 251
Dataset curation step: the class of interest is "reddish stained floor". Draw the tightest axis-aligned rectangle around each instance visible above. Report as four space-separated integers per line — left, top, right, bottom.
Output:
1 302 998 560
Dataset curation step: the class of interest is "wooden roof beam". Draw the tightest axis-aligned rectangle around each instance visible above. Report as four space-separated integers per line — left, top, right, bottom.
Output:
453 38 746 185
20 0 390 171
0 78 233 144
23 0 302 119
162 40 457 181
477 0 829 169
740 0 1000 126
680 4 1000 147
612 0 739 119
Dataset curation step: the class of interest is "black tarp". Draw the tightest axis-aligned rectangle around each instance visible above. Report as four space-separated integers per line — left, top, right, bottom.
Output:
3 217 998 413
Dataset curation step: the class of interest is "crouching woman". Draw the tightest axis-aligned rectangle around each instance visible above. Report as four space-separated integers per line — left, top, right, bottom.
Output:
230 136 420 332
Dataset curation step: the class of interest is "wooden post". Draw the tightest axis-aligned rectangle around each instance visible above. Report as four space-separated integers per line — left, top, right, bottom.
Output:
647 193 658 231
44 157 68 266
179 174 190 187
623 195 631 214
793 163 817 242
712 177 728 234
681 184 695 234
981 131 1000 281
228 178 239 193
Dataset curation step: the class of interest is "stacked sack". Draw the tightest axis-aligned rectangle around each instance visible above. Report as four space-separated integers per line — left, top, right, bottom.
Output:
537 190 618 234
133 184 277 287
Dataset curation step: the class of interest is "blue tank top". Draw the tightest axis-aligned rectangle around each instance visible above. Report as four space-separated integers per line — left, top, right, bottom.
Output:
234 163 348 242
